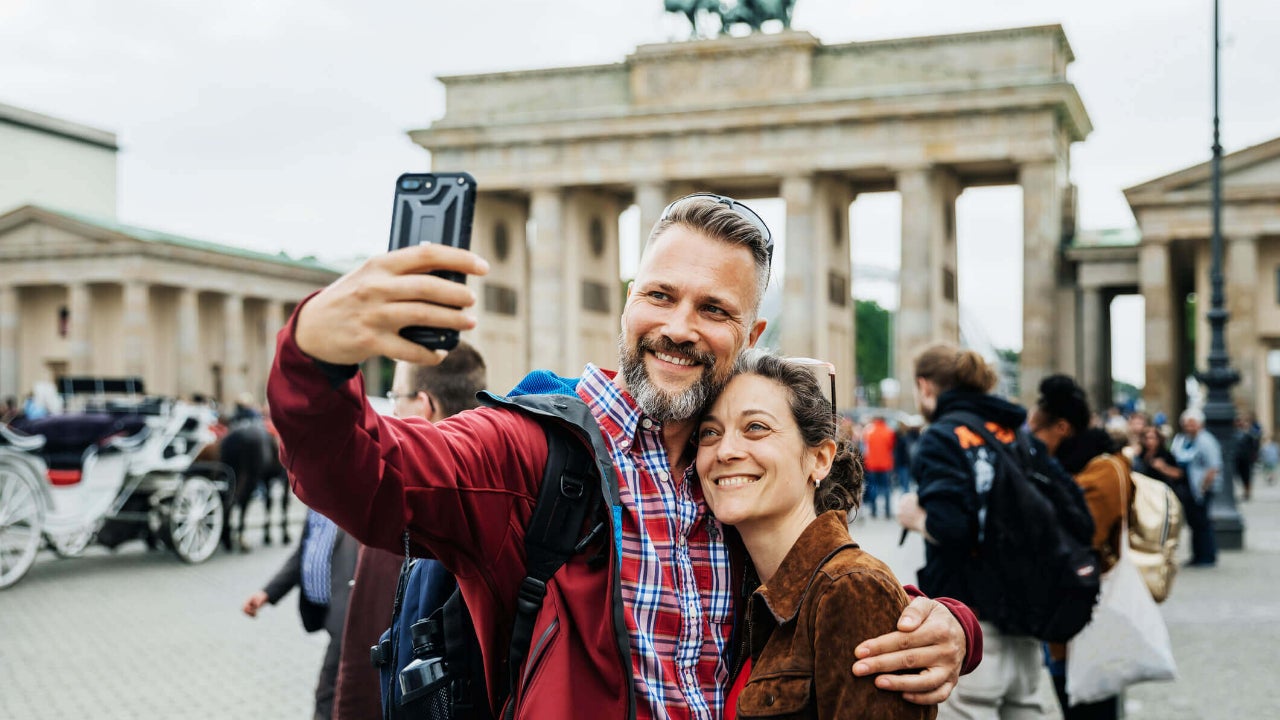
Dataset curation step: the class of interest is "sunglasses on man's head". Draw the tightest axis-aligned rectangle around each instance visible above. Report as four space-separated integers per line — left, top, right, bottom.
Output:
659 193 774 266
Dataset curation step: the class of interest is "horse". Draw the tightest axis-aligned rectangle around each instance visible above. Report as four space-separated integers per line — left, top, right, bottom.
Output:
664 0 719 38
194 421 292 552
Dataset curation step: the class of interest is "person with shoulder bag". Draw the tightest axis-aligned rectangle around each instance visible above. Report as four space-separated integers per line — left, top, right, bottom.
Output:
1030 375 1177 719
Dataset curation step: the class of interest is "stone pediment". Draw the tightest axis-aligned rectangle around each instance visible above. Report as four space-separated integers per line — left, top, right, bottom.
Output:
1124 135 1280 206
0 205 138 255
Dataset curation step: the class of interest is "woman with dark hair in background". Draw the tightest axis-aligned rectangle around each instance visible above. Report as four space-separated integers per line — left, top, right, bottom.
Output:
1133 425 1184 488
1029 374 1133 720
695 350 934 720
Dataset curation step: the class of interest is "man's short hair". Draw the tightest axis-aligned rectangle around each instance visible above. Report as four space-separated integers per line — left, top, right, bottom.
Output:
407 341 487 418
644 195 771 306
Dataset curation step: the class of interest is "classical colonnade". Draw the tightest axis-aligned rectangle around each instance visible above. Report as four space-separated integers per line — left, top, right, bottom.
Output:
414 26 1091 404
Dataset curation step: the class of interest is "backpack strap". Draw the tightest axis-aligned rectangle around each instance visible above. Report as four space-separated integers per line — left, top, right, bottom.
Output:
504 422 605 716
943 410 1027 544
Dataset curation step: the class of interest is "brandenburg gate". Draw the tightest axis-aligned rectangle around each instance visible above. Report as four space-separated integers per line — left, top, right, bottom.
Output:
412 26 1091 404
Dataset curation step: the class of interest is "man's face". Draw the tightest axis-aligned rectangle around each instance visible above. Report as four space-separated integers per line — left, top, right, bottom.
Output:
390 363 429 420
1182 416 1201 436
618 226 765 423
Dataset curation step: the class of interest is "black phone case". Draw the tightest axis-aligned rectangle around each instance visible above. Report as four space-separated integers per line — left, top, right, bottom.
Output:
388 172 477 351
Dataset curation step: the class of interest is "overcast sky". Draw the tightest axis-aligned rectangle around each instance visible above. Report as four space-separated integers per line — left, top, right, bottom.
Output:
4 0 1278 386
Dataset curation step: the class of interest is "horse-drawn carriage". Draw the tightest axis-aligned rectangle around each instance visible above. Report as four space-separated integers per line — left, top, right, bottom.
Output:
0 377 229 589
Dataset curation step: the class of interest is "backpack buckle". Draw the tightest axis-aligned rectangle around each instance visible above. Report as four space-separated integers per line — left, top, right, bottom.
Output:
560 472 586 499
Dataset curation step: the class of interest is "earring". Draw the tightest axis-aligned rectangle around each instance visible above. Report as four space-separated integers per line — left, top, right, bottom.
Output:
812 477 821 488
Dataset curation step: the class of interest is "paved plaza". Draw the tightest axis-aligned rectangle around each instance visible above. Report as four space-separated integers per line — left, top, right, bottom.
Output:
2 480 1277 719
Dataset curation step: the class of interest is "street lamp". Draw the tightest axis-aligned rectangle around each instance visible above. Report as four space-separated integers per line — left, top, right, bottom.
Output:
1196 0 1245 549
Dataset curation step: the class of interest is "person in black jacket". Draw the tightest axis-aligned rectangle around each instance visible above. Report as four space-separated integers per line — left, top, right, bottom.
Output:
896 342 1059 720
243 509 357 720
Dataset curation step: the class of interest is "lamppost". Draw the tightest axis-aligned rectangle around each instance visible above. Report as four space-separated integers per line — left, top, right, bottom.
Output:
1196 0 1245 549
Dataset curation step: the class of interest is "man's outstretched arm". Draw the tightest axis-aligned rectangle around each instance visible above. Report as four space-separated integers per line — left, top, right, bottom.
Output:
851 591 982 705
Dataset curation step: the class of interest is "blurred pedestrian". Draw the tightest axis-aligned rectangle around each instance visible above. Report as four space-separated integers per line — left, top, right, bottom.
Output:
863 414 896 518
1030 374 1132 720
1234 413 1260 502
242 509 355 720
894 419 921 495
1171 409 1220 568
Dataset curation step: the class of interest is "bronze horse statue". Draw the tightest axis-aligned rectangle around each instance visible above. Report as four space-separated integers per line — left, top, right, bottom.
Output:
665 0 796 38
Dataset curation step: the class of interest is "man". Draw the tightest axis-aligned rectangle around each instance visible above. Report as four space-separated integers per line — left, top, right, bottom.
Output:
1171 408 1221 567
332 345 488 720
242 509 355 720
863 414 897 518
269 194 980 718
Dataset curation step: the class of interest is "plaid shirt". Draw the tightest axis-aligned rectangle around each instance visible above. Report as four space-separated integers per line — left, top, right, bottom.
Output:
578 365 732 720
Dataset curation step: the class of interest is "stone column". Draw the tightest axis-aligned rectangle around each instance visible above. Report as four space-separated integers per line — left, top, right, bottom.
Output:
176 288 200 399
1078 285 1107 412
263 299 286 370
529 188 567 373
894 167 960 410
470 193 529 395
0 285 17 399
67 282 93 375
826 182 856 409
1020 160 1065 407
121 281 149 380
222 293 246 406
1140 242 1177 417
1227 234 1259 411
634 181 668 269
780 174 819 357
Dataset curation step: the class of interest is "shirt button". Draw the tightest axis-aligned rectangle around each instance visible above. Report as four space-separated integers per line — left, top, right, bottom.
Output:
619 439 630 449
348 579 355 587
765 693 776 707
641 418 653 429
676 536 686 547
658 470 669 481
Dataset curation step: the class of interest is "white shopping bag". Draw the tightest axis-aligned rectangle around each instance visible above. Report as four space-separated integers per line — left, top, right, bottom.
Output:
1065 550 1177 705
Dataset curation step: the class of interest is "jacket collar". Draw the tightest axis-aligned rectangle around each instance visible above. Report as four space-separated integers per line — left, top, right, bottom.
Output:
755 510 856 624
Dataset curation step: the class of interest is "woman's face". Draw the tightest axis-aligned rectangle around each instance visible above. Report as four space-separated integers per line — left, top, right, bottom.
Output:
1029 406 1073 456
1142 427 1162 451
695 374 831 529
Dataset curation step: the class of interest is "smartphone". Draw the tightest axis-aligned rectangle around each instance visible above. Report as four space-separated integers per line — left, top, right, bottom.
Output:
388 172 477 351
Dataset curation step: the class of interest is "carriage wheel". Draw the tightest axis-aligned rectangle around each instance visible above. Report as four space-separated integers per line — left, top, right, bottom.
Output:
168 475 224 564
0 458 46 590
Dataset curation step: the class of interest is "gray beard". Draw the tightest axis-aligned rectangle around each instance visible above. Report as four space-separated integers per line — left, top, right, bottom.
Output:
618 333 720 423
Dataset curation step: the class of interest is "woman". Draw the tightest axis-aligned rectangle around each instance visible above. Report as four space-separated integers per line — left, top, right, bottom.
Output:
694 350 933 720
1029 374 1133 720
1133 426 1184 488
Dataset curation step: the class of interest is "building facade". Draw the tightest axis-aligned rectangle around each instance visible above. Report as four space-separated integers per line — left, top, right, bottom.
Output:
0 205 340 407
411 26 1091 403
0 101 118 219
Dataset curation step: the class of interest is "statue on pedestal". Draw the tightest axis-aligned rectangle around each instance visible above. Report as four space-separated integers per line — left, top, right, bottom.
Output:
665 0 797 39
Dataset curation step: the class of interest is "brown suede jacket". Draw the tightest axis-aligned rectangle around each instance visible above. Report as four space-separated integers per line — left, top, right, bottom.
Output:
734 511 937 720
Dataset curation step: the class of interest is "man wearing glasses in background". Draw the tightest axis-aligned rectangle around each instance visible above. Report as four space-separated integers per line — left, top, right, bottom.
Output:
267 194 983 719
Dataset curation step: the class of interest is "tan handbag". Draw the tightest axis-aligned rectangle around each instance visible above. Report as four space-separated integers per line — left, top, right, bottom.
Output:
1107 456 1184 603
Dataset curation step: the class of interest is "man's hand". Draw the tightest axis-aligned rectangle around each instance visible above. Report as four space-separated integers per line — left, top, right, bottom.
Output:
294 244 489 366
852 596 965 705
242 590 269 618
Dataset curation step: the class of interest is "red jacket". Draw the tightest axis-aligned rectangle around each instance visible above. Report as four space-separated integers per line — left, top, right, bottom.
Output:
268 307 982 719
864 419 897 472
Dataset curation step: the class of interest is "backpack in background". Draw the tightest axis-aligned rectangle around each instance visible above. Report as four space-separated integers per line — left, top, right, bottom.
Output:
949 411 1102 644
1124 467 1184 603
371 419 603 720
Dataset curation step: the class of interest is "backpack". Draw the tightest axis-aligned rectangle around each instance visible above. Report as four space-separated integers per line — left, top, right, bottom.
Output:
948 411 1101 643
371 416 604 720
1123 466 1184 603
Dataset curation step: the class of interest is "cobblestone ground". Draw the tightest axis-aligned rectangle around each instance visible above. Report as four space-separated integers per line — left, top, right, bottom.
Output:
0 490 319 720
854 475 1280 720
3 475 1276 719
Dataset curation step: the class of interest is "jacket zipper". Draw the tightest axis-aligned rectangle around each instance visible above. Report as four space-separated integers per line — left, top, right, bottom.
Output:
521 617 560 687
